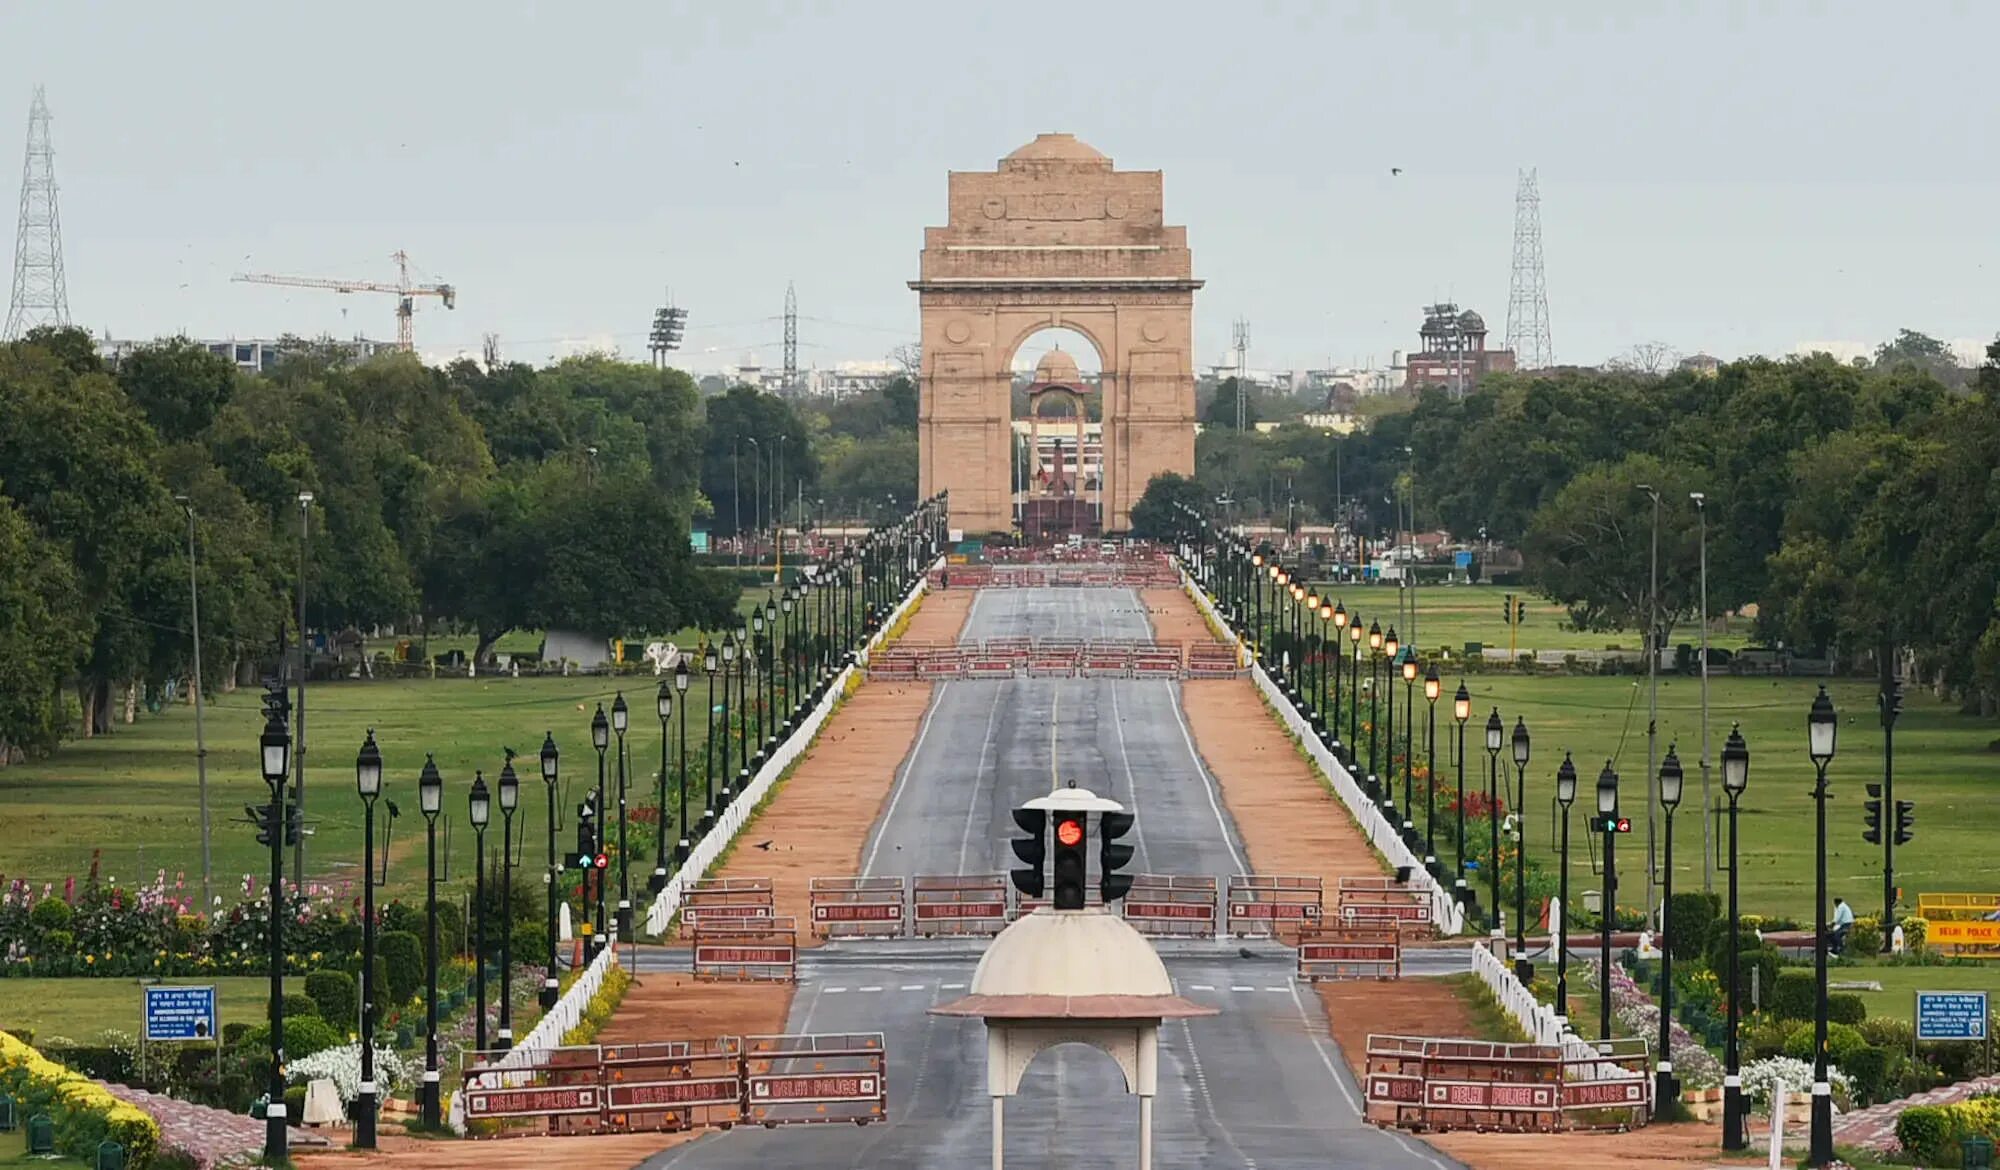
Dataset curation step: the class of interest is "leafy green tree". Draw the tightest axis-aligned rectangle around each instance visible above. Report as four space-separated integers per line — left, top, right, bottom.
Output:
1128 472 1207 540
1203 377 1258 430
114 337 239 442
0 485 87 757
821 432 918 514
700 386 817 537
1871 328 1965 388
1522 454 1705 636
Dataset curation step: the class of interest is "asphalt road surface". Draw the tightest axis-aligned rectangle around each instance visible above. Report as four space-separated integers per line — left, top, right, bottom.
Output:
642 587 1469 1169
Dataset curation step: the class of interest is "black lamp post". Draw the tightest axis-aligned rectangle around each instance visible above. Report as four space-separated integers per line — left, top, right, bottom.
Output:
538 733 559 1009
1250 552 1264 654
1454 683 1471 904
781 592 798 720
702 644 719 827
1424 668 1441 874
720 636 738 809
1512 715 1532 981
1382 627 1400 822
1348 617 1363 764
750 609 767 761
354 731 382 1148
652 679 673 895
1331 603 1349 752
674 661 691 861
258 693 290 1160
1485 709 1504 939
1808 685 1838 1167
1317 601 1333 731
1596 759 1619 1042
764 599 780 742
612 692 631 941
1554 753 1577 1029
496 760 518 1051
1401 653 1418 842
468 771 490 1056
1721 724 1751 1151
734 625 751 792
418 755 443 1129
589 704 609 957
1367 620 1383 795
1656 744 1684 1110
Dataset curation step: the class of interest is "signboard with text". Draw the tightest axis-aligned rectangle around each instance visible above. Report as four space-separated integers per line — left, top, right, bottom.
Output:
142 986 217 1042
1916 991 1990 1042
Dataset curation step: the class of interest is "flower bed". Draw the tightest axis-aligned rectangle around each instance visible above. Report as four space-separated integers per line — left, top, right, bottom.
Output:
0 1029 160 1168
286 1042 410 1105
1590 959 1725 1089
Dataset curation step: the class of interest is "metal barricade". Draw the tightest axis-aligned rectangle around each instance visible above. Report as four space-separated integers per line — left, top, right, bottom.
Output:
600 1038 744 1133
681 876 775 935
1363 1034 1652 1134
692 917 798 983
911 874 1009 936
808 876 906 939
1121 874 1218 938
1296 924 1401 981
966 656 1017 681
742 1033 888 1128
461 1044 606 1136
1225 874 1324 938
1336 877 1435 932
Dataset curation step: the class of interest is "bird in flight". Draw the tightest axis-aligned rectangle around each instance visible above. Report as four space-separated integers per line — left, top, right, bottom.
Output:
1390 167 1403 176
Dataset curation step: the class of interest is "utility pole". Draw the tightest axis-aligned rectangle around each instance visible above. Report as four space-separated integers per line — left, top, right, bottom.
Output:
1880 641 1901 935
294 492 313 881
1232 318 1250 432
1693 492 1713 893
5 87 70 339
177 497 212 911
1639 484 1662 920
1504 168 1554 369
782 281 798 397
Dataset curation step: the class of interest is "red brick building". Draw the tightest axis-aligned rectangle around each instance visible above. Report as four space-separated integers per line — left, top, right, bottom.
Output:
1403 303 1516 394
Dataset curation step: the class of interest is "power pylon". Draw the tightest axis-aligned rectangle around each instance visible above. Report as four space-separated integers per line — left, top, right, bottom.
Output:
5 87 71 340
1505 168 1552 369
1232 317 1250 430
782 281 798 396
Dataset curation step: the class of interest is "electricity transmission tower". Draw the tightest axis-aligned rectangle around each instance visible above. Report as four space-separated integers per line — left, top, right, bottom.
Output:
782 281 798 396
6 87 71 340
1232 317 1250 431
1504 168 1552 369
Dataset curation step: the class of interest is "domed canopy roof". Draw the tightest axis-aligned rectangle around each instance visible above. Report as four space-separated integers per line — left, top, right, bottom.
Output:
970 910 1172 998
1032 348 1082 385
1004 133 1109 163
1457 309 1486 331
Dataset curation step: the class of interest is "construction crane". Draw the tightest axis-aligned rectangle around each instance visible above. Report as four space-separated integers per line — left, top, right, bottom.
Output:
232 250 455 352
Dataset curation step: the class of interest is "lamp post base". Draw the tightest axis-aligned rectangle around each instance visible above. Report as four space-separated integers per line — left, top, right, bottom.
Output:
617 900 632 938
540 976 558 1009
265 1101 288 1161
420 1069 441 1129
1514 958 1534 984
676 838 690 864
355 1085 377 1149
649 866 667 895
497 1027 512 1052
1654 1065 1679 1119
1810 1083 1834 1165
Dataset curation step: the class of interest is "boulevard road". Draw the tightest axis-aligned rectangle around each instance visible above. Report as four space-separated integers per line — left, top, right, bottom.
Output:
642 587 1467 1169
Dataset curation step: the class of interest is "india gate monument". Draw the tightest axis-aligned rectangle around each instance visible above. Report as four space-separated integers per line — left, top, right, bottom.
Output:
913 133 1201 536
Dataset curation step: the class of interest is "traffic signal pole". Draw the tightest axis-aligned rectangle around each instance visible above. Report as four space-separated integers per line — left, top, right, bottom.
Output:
1880 644 1898 940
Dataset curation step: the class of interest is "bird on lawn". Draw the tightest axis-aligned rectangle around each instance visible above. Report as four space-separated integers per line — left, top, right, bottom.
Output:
754 840 774 851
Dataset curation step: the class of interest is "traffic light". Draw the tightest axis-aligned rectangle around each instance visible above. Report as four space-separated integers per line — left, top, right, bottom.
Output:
1100 812 1135 902
572 797 598 869
1009 808 1047 898
1590 815 1633 833
1880 678 1904 728
1502 593 1515 625
1515 598 1527 624
1051 813 1088 910
1863 788 1882 845
1894 799 1915 846
246 800 301 847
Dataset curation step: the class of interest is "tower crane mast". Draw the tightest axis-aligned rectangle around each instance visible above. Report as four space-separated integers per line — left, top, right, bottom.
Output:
232 250 455 352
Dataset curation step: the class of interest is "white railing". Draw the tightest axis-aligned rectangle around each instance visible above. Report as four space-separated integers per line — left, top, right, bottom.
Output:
1469 938 1638 1082
1181 571 1464 935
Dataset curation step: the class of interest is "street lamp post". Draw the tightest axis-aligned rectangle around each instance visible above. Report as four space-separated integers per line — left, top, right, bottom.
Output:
418 756 443 1129
1382 627 1400 822
1656 746 1684 1111
781 592 798 720
674 662 691 862
538 734 559 1009
1348 619 1364 762
1453 683 1471 904
1424 669 1441 874
751 609 767 762
259 689 291 1161
1721 725 1752 1151
1597 760 1619 1042
1316 601 1333 728
652 680 673 895
468 772 491 1057
1554 754 1577 1030
1512 716 1532 982
354 731 382 1148
764 600 780 744
1402 655 1418 843
1485 709 1503 940
589 704 609 957
497 761 518 1051
1331 602 1349 752
702 645 720 827
612 692 631 941
721 636 738 809
734 625 751 793
1808 686 1838 1167
1367 621 1384 796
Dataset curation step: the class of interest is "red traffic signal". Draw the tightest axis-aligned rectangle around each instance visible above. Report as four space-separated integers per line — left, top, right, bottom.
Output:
595 853 609 869
1055 817 1084 847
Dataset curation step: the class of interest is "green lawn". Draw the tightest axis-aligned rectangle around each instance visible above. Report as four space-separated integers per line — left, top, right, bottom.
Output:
1294 582 1755 656
363 585 790 663
1360 672 2000 925
0 977 271 1042
1838 961 2000 1023
0 1127 85 1170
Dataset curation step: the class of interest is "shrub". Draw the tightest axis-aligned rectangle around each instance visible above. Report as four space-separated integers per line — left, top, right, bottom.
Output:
1827 993 1867 1025
1859 1016 1914 1050
1741 1014 1795 1061
378 931 423 1007
29 896 72 932
1772 969 1817 1020
1666 891 1719 960
432 901 466 961
1841 1044 1896 1105
304 970 357 1031
221 1022 251 1045
1783 1021 1866 1067
279 991 319 1020
1850 915 1883 957
242 1015 341 1062
1896 1104 1952 1161
282 1084 307 1121
1901 915 1929 952
0 1031 160 1170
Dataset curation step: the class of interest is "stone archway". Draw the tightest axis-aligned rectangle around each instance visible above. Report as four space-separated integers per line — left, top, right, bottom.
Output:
913 133 1201 535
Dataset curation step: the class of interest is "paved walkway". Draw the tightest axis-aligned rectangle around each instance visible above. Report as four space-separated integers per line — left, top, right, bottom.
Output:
101 1083 329 1169
1831 1074 2000 1152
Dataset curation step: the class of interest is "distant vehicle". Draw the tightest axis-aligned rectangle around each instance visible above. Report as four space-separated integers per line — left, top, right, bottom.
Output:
1099 541 1117 557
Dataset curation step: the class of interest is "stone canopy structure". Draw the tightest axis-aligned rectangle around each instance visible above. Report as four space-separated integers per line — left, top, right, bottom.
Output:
913 133 1201 535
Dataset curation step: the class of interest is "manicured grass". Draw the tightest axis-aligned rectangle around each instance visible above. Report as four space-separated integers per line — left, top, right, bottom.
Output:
1356 672 2000 926
1441 971 1530 1043
1292 581 1755 655
1837 961 2000 1023
0 1128 85 1170
0 977 271 1041
362 585 789 663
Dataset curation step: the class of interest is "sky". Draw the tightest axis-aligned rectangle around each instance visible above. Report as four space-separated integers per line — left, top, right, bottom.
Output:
5 1 1997 375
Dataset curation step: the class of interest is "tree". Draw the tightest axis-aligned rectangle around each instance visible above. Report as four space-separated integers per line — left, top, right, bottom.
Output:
0 485 87 760
1871 328 1965 389
517 471 738 637
821 433 918 515
1128 472 1206 540
114 338 238 442
699 386 816 537
1203 377 1258 430
1523 454 1704 637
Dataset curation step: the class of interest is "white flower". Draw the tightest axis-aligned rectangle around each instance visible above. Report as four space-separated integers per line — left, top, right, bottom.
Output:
1738 1056 1851 1107
285 1043 410 1104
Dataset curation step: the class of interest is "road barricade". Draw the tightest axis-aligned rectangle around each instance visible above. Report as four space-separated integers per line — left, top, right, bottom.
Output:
1363 1035 1652 1133
1186 644 1244 678
599 1038 744 1133
1132 651 1183 679
1014 891 1103 918
692 917 798 983
1081 651 1132 678
1225 874 1324 938
966 655 1017 681
461 1044 606 1136
681 876 774 935
982 636 1033 663
916 651 968 681
742 1033 888 1128
867 653 920 681
1026 654 1078 678
911 874 1009 936
1336 877 1435 933
808 876 906 939
1121 874 1218 938
1296 924 1401 981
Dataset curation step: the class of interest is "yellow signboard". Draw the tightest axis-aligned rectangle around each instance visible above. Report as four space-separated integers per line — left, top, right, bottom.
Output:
1929 921 2000 947
1919 893 2000 918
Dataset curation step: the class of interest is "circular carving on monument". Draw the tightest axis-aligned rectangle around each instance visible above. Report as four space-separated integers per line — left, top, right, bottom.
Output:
1105 194 1129 219
982 197 1006 220
1140 318 1167 343
944 318 973 344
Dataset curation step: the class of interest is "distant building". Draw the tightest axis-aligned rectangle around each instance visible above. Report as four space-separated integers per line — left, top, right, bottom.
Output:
1678 353 1722 377
1403 304 1515 393
97 334 394 375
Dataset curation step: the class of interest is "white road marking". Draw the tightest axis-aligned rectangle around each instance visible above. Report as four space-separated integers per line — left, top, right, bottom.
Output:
826 987 848 994
901 984 924 991
1266 986 1288 992
1190 984 1215 991
1231 985 1255 993
859 985 883 993
860 683 950 875
953 683 1009 875
1287 980 1361 1113
1166 676 1249 874
941 982 965 990
962 587 986 641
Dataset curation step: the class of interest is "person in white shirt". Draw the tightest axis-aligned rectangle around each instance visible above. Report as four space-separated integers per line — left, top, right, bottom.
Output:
1830 897 1855 955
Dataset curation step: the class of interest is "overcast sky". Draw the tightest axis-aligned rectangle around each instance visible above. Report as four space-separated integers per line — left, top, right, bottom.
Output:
6 1 1996 374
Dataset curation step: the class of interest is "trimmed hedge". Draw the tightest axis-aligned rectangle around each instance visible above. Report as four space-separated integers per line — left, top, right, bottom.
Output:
1666 890 1719 961
1897 1098 2000 1164
1772 969 1817 1020
379 930 423 1007
0 1030 161 1170
304 969 358 1031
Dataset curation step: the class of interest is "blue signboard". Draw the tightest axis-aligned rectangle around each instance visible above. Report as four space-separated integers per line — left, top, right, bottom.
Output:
1454 551 1473 568
143 985 217 1042
690 529 710 554
1916 990 1989 1042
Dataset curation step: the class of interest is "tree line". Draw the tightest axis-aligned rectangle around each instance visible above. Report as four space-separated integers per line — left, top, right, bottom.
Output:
1137 330 2000 710
0 328 922 763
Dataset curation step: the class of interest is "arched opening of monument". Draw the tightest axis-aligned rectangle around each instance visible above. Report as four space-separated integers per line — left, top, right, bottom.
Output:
1012 329 1103 540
